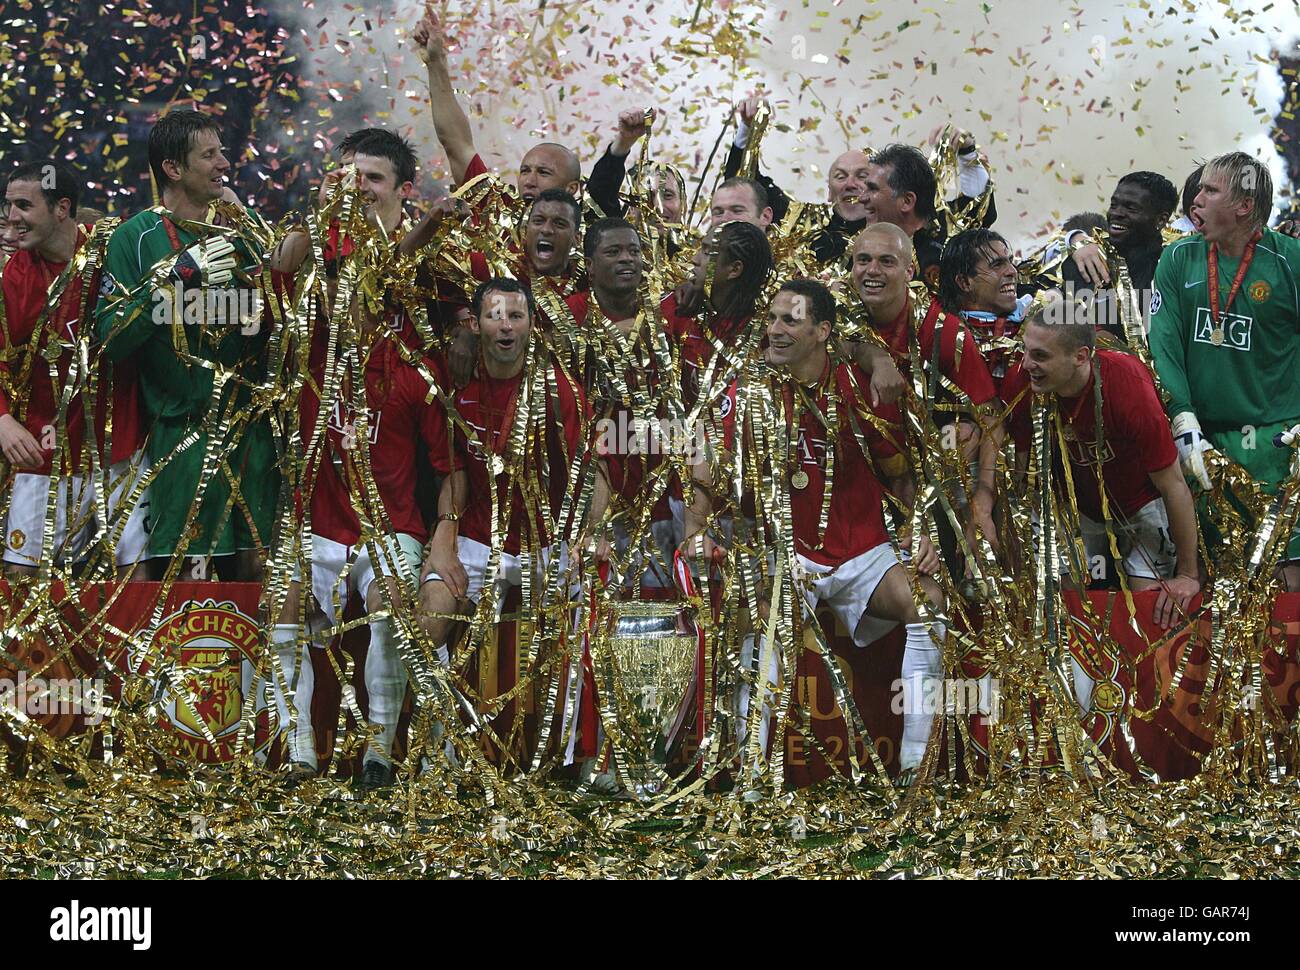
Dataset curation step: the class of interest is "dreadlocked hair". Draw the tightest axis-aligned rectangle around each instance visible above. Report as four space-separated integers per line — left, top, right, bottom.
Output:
715 221 773 320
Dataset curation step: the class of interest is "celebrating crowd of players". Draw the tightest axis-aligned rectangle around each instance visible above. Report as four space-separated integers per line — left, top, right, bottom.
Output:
4 6 1300 791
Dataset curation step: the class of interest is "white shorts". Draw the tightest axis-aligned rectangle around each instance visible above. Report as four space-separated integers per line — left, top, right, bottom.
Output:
797 542 903 647
296 532 424 626
1080 499 1176 582
3 452 151 568
422 536 576 614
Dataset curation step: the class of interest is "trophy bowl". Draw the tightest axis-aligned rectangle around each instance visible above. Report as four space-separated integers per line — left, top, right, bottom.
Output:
595 598 698 795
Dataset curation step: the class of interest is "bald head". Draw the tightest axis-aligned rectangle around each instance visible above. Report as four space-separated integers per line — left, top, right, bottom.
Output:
519 143 582 203
851 223 915 321
827 149 872 221
853 222 913 262
831 149 871 172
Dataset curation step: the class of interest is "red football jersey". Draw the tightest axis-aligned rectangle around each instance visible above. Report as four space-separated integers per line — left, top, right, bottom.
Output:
961 313 1022 399
280 236 447 544
563 289 593 327
325 218 423 351
661 292 751 377
455 154 583 326
302 337 448 546
466 252 579 333
722 360 906 567
877 297 998 407
0 226 143 471
571 291 676 516
426 364 589 554
1001 349 1177 519
461 153 499 284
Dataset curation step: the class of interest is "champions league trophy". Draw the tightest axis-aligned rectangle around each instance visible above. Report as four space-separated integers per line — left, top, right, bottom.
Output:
589 572 702 798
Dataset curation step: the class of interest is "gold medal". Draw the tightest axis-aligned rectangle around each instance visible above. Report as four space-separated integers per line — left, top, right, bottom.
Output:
790 469 810 490
1210 328 1224 347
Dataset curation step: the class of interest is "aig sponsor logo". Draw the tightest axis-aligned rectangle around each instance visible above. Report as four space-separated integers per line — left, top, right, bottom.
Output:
1192 307 1251 351
328 402 381 448
1064 436 1116 467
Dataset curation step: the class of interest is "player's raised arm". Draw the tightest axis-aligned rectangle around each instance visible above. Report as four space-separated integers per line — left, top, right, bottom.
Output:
412 3 478 187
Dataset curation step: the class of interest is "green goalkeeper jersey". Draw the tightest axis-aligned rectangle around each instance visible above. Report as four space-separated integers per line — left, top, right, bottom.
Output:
1149 228 1300 433
93 206 278 557
94 207 270 421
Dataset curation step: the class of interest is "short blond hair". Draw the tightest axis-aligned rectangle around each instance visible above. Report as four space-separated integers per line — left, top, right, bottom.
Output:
1203 151 1273 230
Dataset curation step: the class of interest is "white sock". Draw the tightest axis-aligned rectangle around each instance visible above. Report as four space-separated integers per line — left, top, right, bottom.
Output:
269 624 317 769
292 642 319 769
736 634 778 777
900 622 944 770
562 652 584 767
1069 658 1095 714
431 645 457 763
363 617 408 767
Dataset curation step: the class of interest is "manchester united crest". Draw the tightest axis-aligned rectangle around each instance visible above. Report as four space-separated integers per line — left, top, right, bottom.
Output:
147 599 274 763
1249 280 1270 303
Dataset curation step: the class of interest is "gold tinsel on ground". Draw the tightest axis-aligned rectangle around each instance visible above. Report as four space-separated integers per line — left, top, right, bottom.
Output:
2 764 1298 879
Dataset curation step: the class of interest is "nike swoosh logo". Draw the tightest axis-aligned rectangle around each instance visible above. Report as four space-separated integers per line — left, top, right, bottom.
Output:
1185 280 1204 289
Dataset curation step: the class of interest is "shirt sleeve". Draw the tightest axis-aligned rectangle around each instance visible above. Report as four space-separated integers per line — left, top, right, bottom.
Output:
94 221 157 363
844 366 903 463
956 152 990 199
598 421 627 496
391 353 434 462
999 365 1032 452
659 293 691 340
587 147 627 220
1126 364 1179 473
564 292 588 327
934 313 998 406
461 154 495 225
462 153 488 186
719 383 738 453
1147 244 1193 417
868 402 904 465
0 263 24 417
553 368 590 460
943 185 998 229
422 396 462 475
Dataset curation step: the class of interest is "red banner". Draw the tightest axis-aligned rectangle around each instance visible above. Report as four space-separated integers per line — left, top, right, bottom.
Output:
6 583 1300 783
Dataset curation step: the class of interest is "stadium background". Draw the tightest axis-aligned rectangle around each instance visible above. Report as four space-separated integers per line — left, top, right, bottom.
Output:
2 1 1297 246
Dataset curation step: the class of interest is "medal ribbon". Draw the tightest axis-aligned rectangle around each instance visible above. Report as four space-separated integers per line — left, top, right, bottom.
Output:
1208 230 1262 332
